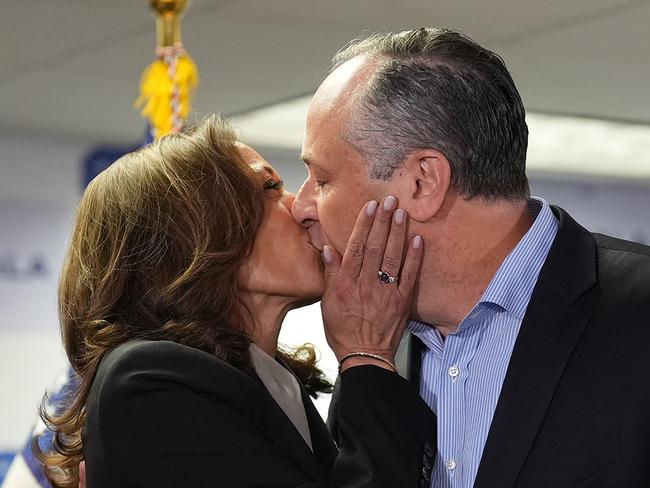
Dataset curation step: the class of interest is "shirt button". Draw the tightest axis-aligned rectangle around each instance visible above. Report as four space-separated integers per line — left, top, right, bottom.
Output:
446 458 457 471
448 366 460 379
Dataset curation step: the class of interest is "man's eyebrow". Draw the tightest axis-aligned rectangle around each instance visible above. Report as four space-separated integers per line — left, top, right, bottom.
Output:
298 153 310 166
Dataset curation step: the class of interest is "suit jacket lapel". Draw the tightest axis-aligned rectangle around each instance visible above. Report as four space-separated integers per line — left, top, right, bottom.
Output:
474 207 597 488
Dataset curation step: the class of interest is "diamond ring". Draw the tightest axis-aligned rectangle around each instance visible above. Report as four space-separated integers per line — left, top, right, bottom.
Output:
377 269 398 284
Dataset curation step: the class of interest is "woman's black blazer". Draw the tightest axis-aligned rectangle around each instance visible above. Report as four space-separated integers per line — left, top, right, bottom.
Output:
82 340 436 487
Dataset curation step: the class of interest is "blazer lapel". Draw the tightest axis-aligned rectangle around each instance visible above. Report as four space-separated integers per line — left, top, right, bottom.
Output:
300 386 339 469
474 207 597 488
247 364 332 481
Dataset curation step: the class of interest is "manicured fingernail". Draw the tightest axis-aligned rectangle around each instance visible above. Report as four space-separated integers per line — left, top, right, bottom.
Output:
366 200 378 217
383 196 396 211
322 246 332 263
394 208 405 224
413 235 423 249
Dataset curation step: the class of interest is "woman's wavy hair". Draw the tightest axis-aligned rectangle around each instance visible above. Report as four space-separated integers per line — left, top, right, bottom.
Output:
35 114 331 487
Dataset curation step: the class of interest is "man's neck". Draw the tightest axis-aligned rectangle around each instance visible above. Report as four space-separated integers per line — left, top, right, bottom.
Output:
412 196 535 336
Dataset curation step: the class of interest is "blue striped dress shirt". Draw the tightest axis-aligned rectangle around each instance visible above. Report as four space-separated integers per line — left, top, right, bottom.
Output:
408 197 559 488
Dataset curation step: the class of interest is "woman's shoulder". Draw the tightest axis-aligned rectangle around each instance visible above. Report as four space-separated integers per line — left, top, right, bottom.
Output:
92 340 261 409
101 339 221 369
99 339 228 377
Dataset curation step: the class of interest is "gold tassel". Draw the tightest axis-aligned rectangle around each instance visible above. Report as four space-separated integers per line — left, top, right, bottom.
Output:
135 0 198 139
135 53 199 139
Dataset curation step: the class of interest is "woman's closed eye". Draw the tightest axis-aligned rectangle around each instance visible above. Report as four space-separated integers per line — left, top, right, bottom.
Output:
264 179 284 191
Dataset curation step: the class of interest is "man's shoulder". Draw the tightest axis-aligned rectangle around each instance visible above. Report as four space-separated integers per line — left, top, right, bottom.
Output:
546 206 649 309
550 205 650 276
581 234 650 319
593 233 650 259
592 233 650 283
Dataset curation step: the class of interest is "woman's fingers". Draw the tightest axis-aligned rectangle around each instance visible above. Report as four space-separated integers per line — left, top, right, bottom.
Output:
337 195 408 285
361 196 398 280
378 208 407 284
322 245 342 288
320 195 422 365
338 200 379 280
398 235 424 296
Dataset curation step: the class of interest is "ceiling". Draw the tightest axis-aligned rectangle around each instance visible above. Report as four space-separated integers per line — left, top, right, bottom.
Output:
1 0 650 144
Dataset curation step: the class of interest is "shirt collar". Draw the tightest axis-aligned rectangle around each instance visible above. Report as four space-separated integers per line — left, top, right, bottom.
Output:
408 196 559 341
408 319 444 354
479 197 558 319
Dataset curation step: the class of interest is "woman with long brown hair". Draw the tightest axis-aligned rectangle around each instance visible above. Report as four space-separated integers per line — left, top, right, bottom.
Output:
36 114 435 487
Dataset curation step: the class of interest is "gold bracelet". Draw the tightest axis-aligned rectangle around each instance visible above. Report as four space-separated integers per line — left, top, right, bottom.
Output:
338 352 397 373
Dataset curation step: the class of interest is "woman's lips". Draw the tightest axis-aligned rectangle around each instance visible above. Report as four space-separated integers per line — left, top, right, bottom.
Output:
305 225 325 251
302 230 323 252
306 239 322 253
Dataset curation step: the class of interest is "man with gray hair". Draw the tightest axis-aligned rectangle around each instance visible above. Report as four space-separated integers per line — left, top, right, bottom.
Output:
292 27 650 488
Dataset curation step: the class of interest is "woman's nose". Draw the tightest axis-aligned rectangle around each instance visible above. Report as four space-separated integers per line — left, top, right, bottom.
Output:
281 191 296 209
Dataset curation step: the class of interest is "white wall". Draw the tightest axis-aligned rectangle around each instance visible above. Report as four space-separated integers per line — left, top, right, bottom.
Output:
0 133 86 451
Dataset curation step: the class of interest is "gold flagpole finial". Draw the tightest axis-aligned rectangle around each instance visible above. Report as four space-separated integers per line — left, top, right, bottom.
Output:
150 0 188 47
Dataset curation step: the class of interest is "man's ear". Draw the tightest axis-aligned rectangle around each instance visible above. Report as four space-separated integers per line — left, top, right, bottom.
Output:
397 149 451 222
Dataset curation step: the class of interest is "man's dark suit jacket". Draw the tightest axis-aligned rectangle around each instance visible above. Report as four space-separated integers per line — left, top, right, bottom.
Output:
82 339 436 487
361 206 650 488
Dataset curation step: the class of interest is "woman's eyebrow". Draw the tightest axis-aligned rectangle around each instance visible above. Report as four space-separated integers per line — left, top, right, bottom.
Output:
250 162 276 177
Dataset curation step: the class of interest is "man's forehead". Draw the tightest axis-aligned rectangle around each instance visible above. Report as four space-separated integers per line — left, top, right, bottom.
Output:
311 55 374 111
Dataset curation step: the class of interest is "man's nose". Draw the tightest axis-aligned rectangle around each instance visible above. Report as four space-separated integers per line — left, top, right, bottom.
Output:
291 179 318 228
